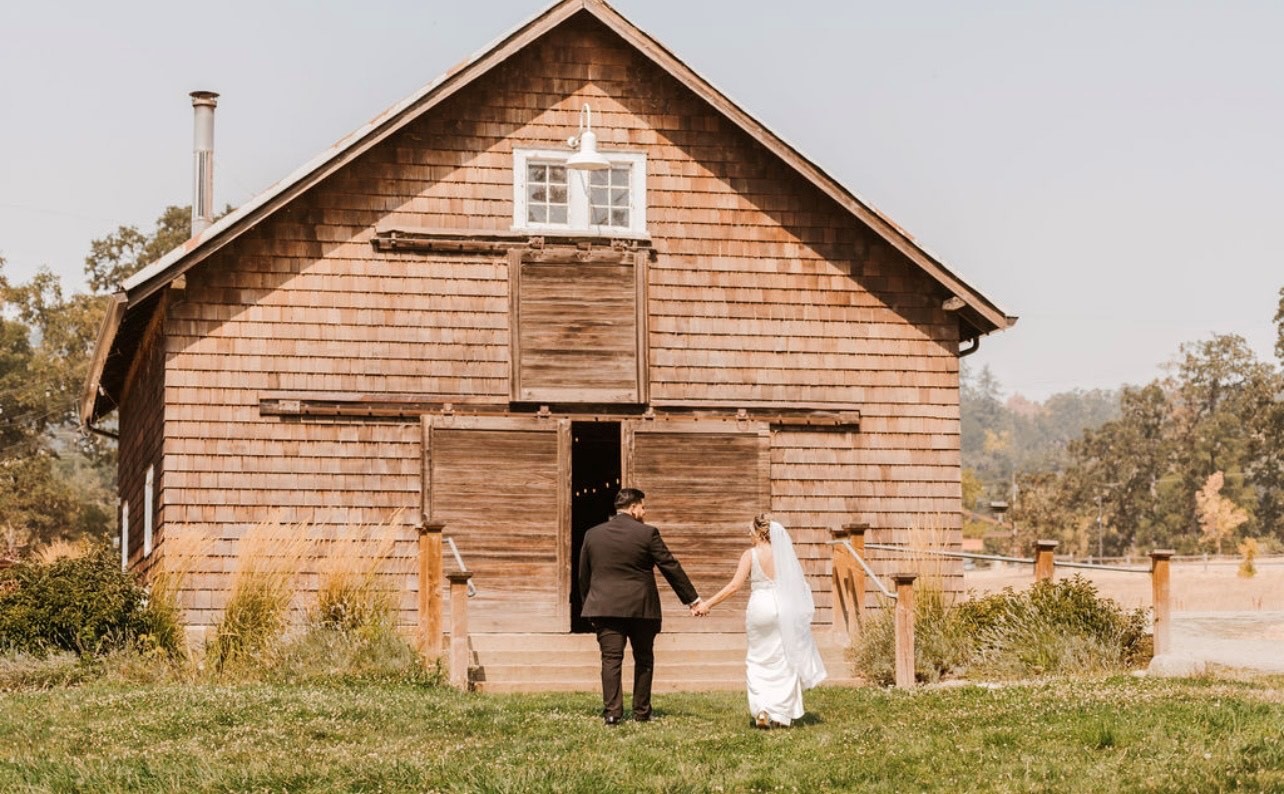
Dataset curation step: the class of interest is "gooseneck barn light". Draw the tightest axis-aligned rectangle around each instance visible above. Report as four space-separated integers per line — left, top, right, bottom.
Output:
566 103 611 171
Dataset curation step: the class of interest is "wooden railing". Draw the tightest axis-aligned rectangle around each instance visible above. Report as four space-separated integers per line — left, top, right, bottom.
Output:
832 532 1179 688
418 519 475 689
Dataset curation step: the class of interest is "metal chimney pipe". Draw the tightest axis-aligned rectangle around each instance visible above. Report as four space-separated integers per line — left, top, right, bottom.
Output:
189 90 219 236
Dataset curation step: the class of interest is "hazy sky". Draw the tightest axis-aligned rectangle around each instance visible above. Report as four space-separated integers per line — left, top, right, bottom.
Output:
2 1 1280 400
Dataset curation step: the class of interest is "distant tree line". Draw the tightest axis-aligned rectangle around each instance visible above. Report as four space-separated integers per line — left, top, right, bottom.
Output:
963 293 1284 557
1 207 190 556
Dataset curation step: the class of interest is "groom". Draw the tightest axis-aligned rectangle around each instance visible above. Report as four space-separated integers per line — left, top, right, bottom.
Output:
578 488 701 725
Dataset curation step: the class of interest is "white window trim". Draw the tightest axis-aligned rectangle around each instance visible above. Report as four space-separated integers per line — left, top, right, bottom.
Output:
121 501 130 571
512 148 647 236
143 466 154 557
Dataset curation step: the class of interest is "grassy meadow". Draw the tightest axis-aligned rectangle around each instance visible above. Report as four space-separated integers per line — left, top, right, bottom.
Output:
2 674 1282 793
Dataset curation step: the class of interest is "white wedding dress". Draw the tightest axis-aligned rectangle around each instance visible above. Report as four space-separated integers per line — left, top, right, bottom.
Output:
744 523 826 726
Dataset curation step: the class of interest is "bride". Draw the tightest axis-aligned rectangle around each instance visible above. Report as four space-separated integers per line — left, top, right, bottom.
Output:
695 513 826 727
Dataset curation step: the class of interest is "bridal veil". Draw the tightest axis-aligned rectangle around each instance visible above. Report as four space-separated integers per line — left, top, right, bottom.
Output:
769 521 827 689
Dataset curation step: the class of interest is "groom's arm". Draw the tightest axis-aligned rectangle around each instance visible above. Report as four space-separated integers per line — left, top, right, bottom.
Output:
648 527 700 607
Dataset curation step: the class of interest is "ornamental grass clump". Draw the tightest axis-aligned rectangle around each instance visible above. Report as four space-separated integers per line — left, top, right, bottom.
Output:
269 514 435 685
207 520 313 674
851 518 976 685
310 515 408 634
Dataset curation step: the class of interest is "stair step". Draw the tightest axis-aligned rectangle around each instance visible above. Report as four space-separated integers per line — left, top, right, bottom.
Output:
462 631 855 692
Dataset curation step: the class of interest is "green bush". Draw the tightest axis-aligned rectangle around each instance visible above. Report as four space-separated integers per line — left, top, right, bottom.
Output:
0 545 180 657
852 575 1151 684
958 576 1150 677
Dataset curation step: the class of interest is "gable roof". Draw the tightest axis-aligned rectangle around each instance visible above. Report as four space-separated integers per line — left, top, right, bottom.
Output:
83 0 1015 424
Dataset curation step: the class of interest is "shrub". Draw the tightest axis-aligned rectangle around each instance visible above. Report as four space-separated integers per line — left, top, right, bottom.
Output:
0 545 180 656
957 576 1150 677
851 575 1150 684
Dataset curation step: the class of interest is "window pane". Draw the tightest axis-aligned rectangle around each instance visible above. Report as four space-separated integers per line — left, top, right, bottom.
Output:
530 185 546 203
611 188 629 205
529 205 547 223
529 164 546 182
611 167 630 185
590 206 609 225
550 184 567 203
590 170 608 186
549 205 567 224
590 186 608 206
612 209 629 227
550 165 566 183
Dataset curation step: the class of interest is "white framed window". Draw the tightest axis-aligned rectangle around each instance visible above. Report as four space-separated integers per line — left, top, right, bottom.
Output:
121 501 130 571
143 466 154 557
512 149 647 236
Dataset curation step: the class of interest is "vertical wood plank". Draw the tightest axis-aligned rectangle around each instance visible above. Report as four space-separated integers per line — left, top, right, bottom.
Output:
635 250 650 405
507 248 523 402
555 417 572 627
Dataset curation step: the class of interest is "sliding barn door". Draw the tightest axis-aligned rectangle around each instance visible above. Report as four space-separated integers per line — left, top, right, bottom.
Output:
622 418 770 631
422 415 570 633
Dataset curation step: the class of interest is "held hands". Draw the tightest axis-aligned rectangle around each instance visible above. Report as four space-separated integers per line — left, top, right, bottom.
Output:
690 600 711 617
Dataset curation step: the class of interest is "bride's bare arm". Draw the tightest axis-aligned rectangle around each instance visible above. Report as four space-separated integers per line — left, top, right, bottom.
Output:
697 549 752 614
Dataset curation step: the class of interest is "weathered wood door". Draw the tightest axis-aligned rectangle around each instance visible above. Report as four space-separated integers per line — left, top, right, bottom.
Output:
422 415 570 633
622 417 771 631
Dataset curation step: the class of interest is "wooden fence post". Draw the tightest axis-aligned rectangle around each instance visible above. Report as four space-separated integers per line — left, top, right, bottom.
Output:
892 573 917 690
829 522 869 640
418 520 445 659
847 523 868 618
1150 549 1174 656
1034 540 1058 582
447 570 474 690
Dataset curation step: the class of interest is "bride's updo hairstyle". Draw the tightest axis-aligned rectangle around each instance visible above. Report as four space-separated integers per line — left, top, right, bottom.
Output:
751 513 772 542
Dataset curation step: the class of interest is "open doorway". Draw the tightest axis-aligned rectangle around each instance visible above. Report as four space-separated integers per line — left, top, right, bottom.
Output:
569 421 621 632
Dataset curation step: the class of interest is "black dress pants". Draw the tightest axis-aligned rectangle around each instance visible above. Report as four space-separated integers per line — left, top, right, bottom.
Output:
592 617 661 720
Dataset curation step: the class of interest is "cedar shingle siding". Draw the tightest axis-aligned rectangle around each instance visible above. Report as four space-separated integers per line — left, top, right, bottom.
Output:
100 11 1004 632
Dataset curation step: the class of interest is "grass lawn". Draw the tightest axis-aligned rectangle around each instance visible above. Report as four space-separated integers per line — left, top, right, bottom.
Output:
1 675 1282 793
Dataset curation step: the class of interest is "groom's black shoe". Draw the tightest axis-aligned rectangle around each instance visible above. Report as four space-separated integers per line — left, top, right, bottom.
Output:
633 715 651 723
604 715 622 726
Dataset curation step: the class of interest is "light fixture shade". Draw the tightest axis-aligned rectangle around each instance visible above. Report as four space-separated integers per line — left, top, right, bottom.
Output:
566 129 611 171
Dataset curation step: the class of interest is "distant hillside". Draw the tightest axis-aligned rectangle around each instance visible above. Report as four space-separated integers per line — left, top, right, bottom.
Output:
960 363 1120 498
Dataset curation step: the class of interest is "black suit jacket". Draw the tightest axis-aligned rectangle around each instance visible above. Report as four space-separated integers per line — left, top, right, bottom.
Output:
578 513 698 622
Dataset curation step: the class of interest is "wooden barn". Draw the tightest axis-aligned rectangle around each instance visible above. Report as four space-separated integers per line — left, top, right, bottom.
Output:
81 0 1013 690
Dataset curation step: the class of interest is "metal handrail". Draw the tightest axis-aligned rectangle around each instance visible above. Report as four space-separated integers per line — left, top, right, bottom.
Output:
444 536 477 597
862 542 1150 574
834 539 897 600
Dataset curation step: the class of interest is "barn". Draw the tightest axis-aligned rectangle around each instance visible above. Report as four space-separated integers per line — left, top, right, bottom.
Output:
81 0 1013 690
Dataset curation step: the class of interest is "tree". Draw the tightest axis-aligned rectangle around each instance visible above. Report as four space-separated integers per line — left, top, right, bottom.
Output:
1195 471 1249 554
0 205 196 550
84 205 190 293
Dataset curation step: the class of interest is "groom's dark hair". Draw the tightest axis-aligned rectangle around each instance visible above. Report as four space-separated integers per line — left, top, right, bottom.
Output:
614 488 645 511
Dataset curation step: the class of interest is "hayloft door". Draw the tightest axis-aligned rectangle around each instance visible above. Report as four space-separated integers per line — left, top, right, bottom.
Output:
422 415 571 633
622 418 771 632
